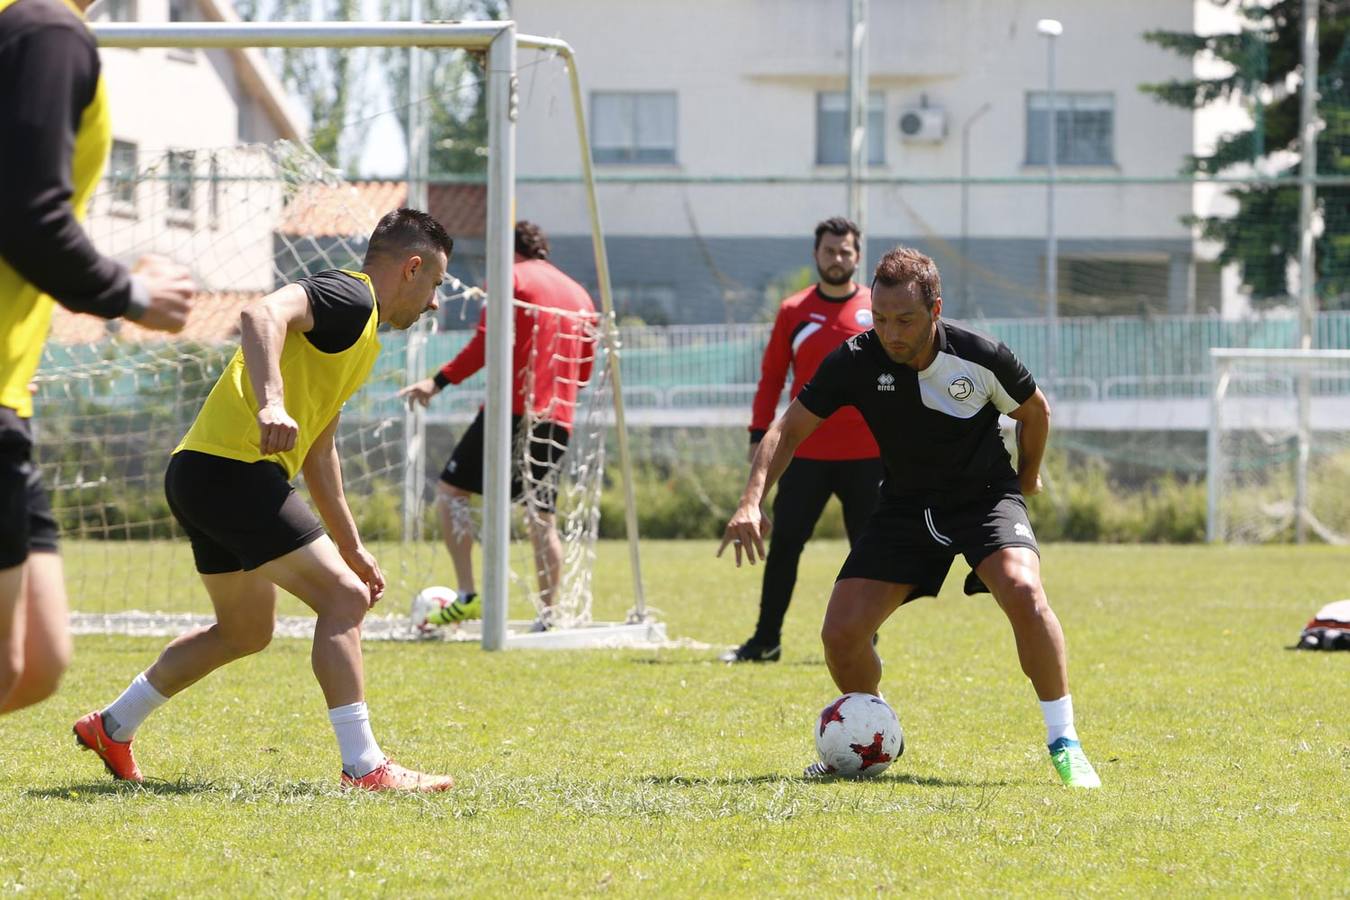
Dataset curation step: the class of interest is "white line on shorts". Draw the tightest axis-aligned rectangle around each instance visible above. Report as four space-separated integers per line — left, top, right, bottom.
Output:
924 508 953 546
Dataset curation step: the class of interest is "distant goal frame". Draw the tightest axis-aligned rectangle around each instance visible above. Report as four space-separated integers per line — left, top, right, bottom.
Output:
1206 347 1350 545
89 20 655 649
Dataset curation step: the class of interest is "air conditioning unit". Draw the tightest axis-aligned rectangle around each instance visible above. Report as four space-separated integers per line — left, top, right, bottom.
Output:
899 107 947 143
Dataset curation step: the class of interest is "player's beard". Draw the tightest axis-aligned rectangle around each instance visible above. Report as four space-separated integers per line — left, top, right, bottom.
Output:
817 262 856 287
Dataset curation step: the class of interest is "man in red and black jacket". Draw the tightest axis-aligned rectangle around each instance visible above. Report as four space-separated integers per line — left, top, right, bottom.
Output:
722 217 882 663
400 221 596 631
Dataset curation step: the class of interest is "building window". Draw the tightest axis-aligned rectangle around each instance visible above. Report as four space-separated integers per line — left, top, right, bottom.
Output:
166 150 195 219
1026 92 1114 166
591 92 677 165
108 140 138 211
96 0 136 21
816 91 885 166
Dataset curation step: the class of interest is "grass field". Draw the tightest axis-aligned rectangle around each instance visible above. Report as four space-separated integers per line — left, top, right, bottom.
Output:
2 540 1348 896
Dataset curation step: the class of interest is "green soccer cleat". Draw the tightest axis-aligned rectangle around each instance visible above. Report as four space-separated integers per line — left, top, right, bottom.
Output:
1048 737 1102 789
440 592 481 623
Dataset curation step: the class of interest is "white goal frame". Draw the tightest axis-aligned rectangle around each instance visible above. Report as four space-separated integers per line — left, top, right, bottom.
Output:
90 21 652 649
1207 347 1350 544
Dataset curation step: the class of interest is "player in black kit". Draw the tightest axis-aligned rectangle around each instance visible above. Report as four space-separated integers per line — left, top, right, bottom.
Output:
719 247 1100 788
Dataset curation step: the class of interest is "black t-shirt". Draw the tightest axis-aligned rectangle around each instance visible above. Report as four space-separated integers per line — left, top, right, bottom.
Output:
296 269 375 353
797 320 1036 507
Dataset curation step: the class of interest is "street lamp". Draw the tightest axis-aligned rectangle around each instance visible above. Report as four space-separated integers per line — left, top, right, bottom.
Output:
1037 17 1061 394
960 102 992 315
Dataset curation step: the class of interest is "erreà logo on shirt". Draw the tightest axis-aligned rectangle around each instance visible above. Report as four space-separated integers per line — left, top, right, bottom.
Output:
949 376 974 401
876 373 896 392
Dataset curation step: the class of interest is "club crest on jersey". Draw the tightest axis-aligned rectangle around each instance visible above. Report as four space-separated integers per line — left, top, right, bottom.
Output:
948 376 974 401
876 373 896 392
855 309 873 327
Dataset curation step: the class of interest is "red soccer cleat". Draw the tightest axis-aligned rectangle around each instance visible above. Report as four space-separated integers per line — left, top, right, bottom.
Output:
340 759 453 793
73 711 144 783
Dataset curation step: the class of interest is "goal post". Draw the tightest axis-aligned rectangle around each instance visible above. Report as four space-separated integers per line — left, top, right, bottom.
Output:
85 21 652 649
1207 348 1350 545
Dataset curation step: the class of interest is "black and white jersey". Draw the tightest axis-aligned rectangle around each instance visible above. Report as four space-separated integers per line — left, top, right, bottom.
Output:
797 320 1036 507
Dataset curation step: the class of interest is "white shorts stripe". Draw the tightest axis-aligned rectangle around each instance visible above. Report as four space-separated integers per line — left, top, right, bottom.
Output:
923 507 952 546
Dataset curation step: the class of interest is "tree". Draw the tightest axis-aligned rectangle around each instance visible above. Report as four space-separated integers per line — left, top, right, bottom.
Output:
234 0 373 172
378 0 505 177
1142 1 1349 308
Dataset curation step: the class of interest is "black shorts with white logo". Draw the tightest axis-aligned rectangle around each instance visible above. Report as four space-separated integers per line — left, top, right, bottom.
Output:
439 409 570 514
836 483 1039 602
165 450 325 575
0 406 59 567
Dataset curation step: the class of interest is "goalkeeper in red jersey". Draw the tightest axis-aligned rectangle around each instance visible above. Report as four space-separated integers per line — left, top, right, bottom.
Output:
401 221 598 632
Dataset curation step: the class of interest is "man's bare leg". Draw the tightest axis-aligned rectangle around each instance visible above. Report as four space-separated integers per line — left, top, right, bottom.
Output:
976 547 1098 787
975 548 1068 701
142 568 277 698
0 562 25 710
526 510 563 608
259 536 372 708
0 552 71 713
819 578 912 696
436 482 477 597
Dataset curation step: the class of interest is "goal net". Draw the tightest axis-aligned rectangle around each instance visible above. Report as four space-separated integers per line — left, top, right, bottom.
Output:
1207 349 1350 544
41 26 653 645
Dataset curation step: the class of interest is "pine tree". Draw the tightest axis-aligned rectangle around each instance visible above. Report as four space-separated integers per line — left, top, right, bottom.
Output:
1142 1 1348 309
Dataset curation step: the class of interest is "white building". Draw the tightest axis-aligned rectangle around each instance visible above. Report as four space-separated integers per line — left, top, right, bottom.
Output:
82 0 305 309
511 0 1243 323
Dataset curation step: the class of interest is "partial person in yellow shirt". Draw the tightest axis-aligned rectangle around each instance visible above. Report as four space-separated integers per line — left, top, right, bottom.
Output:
75 208 457 793
0 0 195 716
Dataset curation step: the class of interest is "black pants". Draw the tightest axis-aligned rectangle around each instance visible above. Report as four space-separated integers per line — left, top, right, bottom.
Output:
752 456 883 645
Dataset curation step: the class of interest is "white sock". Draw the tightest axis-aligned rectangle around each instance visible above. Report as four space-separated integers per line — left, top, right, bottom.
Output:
102 671 169 742
328 701 385 778
1039 694 1079 745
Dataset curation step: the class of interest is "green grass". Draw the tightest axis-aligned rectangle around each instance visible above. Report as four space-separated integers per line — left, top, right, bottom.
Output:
2 541 1348 896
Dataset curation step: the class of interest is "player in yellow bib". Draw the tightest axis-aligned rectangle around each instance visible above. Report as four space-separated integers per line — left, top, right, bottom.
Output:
75 209 455 792
0 0 194 717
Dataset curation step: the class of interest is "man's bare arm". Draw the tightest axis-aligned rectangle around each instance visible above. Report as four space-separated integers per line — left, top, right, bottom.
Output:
1008 387 1050 496
301 414 386 605
239 283 313 455
718 400 824 566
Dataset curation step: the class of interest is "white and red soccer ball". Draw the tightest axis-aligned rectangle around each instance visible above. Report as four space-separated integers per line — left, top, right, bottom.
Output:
814 692 904 777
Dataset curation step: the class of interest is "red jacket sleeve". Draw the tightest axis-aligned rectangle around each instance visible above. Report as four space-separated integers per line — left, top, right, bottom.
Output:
436 306 486 385
749 304 793 439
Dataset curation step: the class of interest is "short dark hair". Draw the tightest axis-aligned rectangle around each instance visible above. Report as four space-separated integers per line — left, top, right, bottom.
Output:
364 207 454 265
872 247 942 310
514 220 550 260
813 216 861 251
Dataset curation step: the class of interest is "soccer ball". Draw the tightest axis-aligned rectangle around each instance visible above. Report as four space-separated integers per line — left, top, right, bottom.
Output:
814 692 904 777
410 585 457 635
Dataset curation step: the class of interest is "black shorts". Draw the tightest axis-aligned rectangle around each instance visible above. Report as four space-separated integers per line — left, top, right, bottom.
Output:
165 450 325 575
836 487 1039 602
0 406 59 568
439 410 570 514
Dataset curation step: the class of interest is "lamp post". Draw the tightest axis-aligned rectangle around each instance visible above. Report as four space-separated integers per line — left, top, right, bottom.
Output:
847 0 868 268
960 101 991 316
1037 17 1061 394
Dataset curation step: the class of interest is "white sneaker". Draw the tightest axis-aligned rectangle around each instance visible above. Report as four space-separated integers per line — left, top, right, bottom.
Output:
803 761 837 778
